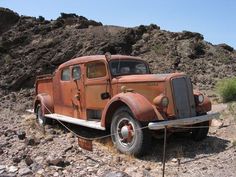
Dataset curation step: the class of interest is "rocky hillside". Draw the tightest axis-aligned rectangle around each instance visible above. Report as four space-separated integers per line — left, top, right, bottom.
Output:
0 8 235 92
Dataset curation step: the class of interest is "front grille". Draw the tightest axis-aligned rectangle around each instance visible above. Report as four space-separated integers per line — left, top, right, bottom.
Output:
172 77 196 118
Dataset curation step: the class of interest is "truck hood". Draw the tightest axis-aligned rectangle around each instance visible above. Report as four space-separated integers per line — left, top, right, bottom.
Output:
115 73 184 83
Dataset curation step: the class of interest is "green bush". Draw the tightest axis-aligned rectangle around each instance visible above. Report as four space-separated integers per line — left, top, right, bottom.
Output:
216 78 236 102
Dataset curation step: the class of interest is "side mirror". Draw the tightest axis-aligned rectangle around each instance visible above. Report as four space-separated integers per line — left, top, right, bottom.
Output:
101 92 110 100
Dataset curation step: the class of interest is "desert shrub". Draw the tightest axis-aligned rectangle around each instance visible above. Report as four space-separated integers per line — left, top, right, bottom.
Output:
216 78 236 102
152 44 165 55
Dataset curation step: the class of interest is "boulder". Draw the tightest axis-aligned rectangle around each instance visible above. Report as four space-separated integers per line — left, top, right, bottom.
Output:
217 43 234 52
0 8 20 34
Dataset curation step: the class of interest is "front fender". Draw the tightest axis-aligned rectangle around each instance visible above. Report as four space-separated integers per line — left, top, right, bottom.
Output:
101 92 160 127
34 93 54 116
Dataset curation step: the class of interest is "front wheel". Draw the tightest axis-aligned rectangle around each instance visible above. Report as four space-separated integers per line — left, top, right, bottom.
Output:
111 107 151 156
191 121 209 141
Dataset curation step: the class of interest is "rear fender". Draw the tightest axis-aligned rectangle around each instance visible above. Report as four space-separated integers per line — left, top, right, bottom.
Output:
34 93 54 116
101 92 161 128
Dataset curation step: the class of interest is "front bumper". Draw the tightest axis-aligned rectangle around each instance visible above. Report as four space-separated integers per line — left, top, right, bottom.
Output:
148 112 220 130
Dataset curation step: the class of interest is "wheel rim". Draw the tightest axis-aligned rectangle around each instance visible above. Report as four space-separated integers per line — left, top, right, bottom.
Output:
37 107 44 125
116 117 136 148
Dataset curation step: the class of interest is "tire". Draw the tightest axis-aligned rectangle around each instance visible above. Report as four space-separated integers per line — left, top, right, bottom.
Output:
36 104 48 126
111 106 151 156
191 121 209 141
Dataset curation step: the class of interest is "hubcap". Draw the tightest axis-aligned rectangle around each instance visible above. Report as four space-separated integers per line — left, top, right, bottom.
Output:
37 107 44 125
117 118 136 147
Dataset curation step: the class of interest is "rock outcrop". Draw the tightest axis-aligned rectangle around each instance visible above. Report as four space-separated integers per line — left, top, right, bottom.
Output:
0 8 235 91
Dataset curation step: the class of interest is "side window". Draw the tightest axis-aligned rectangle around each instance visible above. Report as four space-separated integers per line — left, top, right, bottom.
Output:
87 62 106 79
61 68 70 81
72 66 81 80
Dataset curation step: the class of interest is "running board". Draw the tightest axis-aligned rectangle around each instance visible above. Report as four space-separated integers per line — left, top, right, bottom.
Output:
45 113 105 131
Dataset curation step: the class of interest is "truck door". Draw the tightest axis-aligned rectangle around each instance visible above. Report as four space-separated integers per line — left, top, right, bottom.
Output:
57 67 74 117
71 65 86 119
54 65 85 119
84 61 110 119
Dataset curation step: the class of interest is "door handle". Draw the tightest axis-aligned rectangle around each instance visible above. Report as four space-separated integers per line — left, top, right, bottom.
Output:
74 94 80 100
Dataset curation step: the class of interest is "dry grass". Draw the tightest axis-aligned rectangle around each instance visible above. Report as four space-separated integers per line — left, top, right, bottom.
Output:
232 140 236 147
21 114 46 136
228 102 236 121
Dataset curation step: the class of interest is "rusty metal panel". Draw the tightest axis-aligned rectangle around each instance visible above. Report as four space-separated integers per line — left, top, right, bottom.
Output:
78 138 93 151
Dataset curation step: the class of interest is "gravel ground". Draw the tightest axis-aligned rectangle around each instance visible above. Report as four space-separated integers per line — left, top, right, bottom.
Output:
0 91 236 177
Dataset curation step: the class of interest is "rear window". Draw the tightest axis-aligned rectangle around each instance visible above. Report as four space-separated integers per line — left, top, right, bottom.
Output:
87 62 106 79
61 68 70 81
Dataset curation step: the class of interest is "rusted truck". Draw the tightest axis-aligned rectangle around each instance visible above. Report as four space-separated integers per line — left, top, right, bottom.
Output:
33 54 219 156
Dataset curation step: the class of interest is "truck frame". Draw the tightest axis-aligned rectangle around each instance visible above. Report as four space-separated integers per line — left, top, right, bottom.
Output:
33 54 219 156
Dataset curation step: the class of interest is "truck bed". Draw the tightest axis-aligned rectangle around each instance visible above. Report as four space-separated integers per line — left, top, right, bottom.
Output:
35 74 53 96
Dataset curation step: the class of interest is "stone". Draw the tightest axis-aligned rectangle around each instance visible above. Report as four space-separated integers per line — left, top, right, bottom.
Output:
64 145 73 153
36 169 45 175
45 135 54 142
66 132 73 138
0 148 3 155
171 158 178 163
13 157 21 164
53 172 59 176
25 136 40 146
102 171 131 177
25 155 34 166
145 165 151 171
4 129 16 137
35 156 44 164
18 167 32 176
46 156 68 167
115 157 121 163
17 130 26 140
0 165 5 170
31 163 43 172
8 165 18 173
143 170 151 177
211 119 223 128
0 169 4 174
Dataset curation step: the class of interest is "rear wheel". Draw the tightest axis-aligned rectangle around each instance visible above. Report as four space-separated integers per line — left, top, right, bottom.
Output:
191 121 209 141
111 107 151 156
36 104 48 126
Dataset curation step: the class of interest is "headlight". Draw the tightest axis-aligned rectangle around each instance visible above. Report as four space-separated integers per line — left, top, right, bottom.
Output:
197 94 204 104
161 97 169 107
153 95 169 108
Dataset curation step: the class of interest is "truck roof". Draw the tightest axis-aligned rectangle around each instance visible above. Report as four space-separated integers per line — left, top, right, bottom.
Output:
58 55 143 70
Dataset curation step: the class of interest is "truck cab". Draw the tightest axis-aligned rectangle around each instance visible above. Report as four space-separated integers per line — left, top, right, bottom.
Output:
34 54 219 156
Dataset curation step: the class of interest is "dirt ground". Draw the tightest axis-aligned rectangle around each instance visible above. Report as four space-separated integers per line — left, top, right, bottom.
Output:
0 90 236 177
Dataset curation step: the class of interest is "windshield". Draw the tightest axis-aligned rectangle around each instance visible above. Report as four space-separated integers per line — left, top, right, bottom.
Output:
109 59 150 76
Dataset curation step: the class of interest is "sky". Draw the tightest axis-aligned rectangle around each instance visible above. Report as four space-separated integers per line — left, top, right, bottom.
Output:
0 0 235 49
